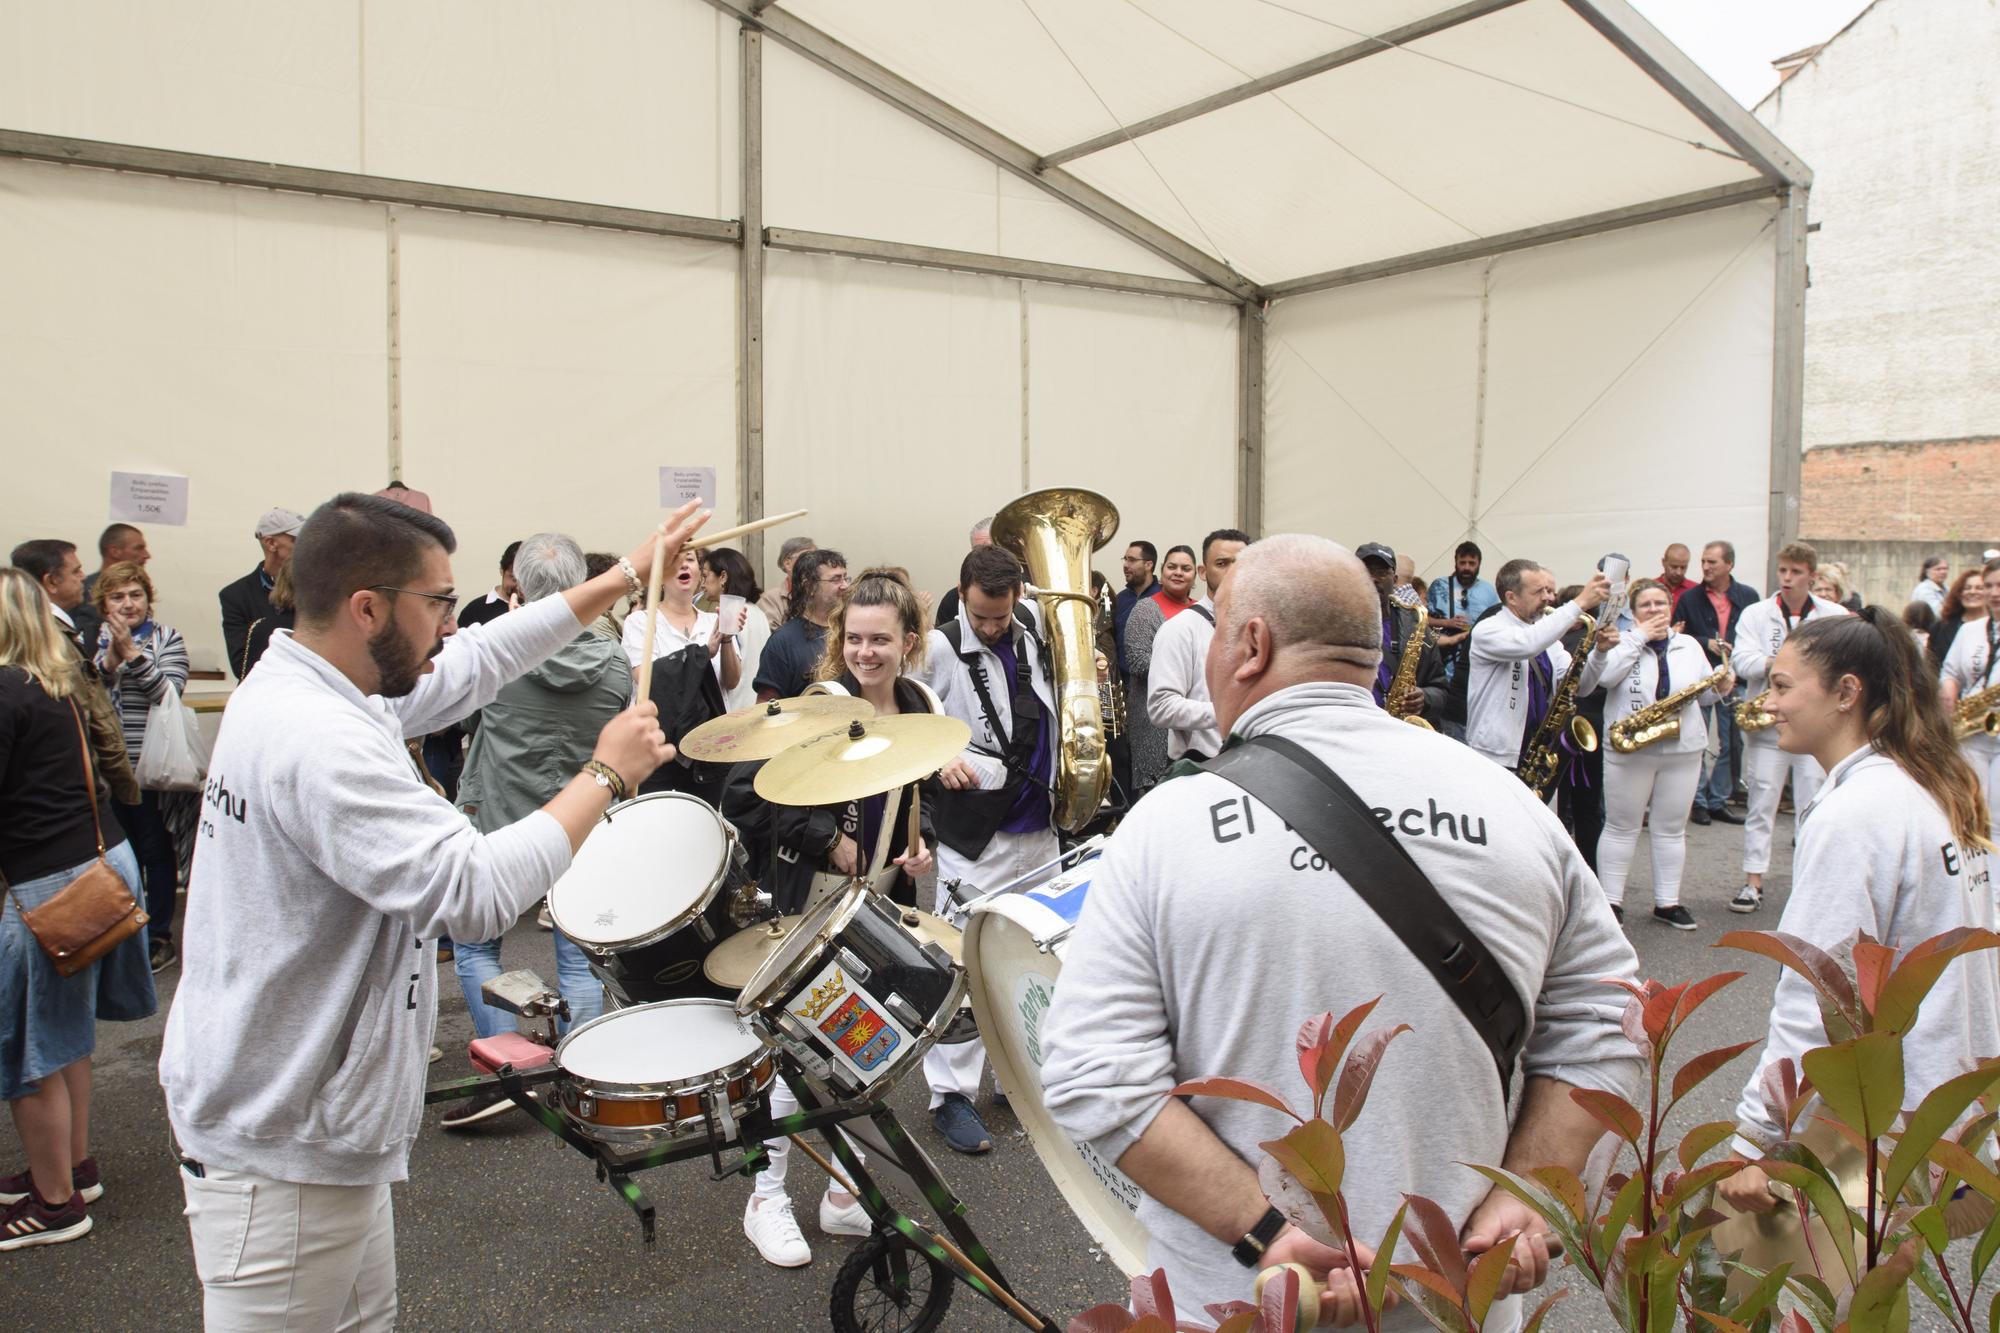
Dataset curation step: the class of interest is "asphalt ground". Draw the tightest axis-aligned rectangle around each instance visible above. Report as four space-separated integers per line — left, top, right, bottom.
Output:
13 807 1996 1330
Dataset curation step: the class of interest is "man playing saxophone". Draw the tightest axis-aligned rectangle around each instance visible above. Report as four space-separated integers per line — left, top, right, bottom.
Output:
1358 542 1445 725
1467 559 1611 788
1938 557 2000 825
1596 580 1734 930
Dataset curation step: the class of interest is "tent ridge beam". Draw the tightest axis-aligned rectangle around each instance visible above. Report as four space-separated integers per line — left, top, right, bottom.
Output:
1266 179 1778 298
711 0 1257 300
0 128 744 244
1039 0 1527 170
764 227 1237 303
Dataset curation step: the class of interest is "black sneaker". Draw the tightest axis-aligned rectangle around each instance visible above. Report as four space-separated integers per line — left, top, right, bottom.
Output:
1710 807 1745 825
1689 806 1712 826
0 1190 91 1250
149 937 177 974
1609 903 1625 924
440 1088 516 1130
932 1093 992 1155
1730 883 1762 914
1653 905 1698 931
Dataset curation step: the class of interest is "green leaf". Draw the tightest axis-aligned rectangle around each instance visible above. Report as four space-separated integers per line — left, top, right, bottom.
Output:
1931 1139 2000 1203
1801 1032 1905 1142
1903 1202 1948 1255
1781 1274 1838 1332
1695 1316 1755 1333
1874 927 2000 1034
1661 1159 1747 1219
1258 1119 1345 1203
1366 1202 1407 1315
1598 1171 1647 1261
1331 1022 1412 1132
1172 1077 1303 1122
1390 1271 1473 1333
1682 1121 1744 1171
1463 1165 1589 1280
1846 1237 1918 1333
1907 1259 1958 1327
1672 1041 1764 1110
1884 1062 2000 1211
1518 1288 1568 1333
1572 1087 1645 1148
1972 1209 2000 1289
1761 1159 1858 1281
1464 1236 1516 1325
1725 1259 1794 1326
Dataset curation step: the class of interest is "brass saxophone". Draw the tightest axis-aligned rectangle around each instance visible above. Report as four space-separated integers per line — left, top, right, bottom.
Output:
1094 582 1128 739
1955 681 2000 738
1386 587 1435 731
1518 614 1598 800
1734 688 1776 732
1607 662 1733 753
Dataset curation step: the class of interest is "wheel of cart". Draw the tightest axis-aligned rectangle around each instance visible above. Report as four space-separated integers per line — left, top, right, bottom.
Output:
830 1229 953 1333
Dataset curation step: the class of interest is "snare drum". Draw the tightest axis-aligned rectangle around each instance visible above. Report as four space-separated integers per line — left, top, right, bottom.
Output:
737 881 963 1103
552 999 774 1148
548 792 744 1005
965 850 1151 1275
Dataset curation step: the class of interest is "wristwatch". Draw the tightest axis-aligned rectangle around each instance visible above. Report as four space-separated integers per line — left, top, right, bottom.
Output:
1232 1206 1286 1268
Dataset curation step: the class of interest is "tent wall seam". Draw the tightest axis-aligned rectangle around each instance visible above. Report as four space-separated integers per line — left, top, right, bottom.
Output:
740 25 767 569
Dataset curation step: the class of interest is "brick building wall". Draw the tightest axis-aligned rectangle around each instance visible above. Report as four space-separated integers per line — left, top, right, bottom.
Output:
1800 437 2000 607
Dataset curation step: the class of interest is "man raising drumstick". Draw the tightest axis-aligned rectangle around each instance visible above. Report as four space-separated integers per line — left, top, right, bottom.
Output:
159 493 706 1330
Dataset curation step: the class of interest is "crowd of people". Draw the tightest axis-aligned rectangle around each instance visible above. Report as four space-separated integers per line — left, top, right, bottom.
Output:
3 496 1996 1333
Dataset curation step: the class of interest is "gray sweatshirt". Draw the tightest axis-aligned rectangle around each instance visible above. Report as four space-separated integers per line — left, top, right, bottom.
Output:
1733 746 2000 1155
1040 683 1642 1321
159 594 586 1184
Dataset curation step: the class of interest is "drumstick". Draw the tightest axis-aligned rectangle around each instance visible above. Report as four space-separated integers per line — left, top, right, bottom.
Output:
687 509 809 552
634 525 668 703
907 787 922 864
866 784 905 884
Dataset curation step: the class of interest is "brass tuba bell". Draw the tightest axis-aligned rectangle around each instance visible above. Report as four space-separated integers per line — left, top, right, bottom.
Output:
991 488 1120 833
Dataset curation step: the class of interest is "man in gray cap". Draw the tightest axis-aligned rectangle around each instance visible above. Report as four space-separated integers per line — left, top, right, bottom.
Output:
220 507 303 679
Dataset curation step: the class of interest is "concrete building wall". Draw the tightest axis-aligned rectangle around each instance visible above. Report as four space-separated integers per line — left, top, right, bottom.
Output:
1756 0 2000 450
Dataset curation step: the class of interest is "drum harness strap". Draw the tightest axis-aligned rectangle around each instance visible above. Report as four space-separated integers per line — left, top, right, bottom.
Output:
931 614 1051 859
1200 734 1528 1095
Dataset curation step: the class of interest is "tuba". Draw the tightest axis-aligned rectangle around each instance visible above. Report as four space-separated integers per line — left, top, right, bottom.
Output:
1386 587 1435 730
992 488 1121 833
1518 614 1598 800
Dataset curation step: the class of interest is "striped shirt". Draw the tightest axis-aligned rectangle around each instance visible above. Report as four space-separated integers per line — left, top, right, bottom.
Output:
95 619 190 768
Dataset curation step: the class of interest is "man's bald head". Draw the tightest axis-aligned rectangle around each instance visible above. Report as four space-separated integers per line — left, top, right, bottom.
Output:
1209 535 1381 734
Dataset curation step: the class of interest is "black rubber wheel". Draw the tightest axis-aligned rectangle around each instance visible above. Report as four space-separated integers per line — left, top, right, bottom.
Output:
828 1231 954 1333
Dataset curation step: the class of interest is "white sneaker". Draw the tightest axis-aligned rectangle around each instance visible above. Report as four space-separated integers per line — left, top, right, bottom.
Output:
744 1195 811 1267
1729 883 1763 914
819 1187 870 1237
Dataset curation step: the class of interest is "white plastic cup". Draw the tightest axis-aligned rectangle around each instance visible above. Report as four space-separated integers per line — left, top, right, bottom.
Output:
719 593 748 636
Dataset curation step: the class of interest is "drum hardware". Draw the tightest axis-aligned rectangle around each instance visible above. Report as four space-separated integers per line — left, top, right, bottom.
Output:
679 693 874 763
752 714 971 808
479 968 570 1044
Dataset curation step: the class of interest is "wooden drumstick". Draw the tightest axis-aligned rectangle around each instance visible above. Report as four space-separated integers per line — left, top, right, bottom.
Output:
687 509 809 552
634 525 668 704
907 786 923 865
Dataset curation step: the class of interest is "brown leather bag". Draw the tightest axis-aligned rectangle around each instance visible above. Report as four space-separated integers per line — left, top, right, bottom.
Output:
3 699 149 977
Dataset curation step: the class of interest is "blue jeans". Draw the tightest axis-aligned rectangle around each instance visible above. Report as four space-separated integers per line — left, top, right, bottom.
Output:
452 926 603 1040
113 792 178 941
1698 697 1740 811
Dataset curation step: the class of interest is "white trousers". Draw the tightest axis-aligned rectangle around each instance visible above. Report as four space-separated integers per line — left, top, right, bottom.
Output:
1742 737 1825 876
180 1166 395 1331
752 1080 864 1202
1598 749 1702 908
923 826 1058 1108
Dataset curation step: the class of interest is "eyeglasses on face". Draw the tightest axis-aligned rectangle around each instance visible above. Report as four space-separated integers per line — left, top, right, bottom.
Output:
369 585 460 619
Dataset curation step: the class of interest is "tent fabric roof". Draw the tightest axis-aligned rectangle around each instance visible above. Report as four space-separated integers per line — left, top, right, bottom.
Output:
750 0 1805 291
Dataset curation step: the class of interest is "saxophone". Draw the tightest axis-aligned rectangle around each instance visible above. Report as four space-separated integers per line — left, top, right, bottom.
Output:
1607 661 1733 753
1518 614 1598 800
1386 587 1435 730
1955 682 2000 738
1734 688 1776 732
1094 582 1128 739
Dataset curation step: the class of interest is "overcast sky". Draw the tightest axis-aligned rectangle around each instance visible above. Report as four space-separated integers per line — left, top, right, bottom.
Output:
1630 0 1877 105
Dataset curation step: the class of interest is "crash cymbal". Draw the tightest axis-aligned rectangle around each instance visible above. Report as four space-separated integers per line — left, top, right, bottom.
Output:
753 714 971 807
702 915 805 988
679 695 875 763
895 908 963 964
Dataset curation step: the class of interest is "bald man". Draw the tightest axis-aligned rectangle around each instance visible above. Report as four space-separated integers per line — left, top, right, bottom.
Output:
1659 544 1696 604
1041 535 1640 1323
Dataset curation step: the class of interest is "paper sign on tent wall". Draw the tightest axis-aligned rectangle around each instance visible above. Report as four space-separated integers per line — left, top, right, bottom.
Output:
659 466 717 510
109 472 190 526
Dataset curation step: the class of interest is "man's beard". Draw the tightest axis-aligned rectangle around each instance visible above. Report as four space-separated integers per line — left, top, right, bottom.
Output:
1457 569 1477 586
369 623 438 698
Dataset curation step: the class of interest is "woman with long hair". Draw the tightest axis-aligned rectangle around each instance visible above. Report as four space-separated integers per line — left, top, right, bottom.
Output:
1120 544 1198 791
1927 566 1987 674
91 562 192 973
721 572 937 1269
700 547 771 713
1594 579 1733 930
0 568 154 1249
1719 609 1998 1230
1938 558 2000 823
622 547 742 802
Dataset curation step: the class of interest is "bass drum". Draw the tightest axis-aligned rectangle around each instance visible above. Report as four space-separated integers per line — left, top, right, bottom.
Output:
964 851 1151 1276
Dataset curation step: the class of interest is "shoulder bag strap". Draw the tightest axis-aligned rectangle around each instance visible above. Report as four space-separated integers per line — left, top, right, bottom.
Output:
1201 734 1527 1092
1189 604 1215 627
67 698 108 858
240 617 264 677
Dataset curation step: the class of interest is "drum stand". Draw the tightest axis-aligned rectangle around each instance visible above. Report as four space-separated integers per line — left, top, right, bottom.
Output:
428 1062 1053 1332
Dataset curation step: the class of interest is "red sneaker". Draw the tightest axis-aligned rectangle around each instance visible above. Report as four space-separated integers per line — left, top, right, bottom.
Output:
0 1190 92 1250
0 1158 101 1206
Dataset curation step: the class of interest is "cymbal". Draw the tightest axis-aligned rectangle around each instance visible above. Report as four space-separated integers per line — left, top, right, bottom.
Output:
896 908 963 964
753 714 971 807
679 695 875 763
702 915 805 988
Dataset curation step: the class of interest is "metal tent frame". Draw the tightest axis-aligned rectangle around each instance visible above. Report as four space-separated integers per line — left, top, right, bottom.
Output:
0 0 1811 573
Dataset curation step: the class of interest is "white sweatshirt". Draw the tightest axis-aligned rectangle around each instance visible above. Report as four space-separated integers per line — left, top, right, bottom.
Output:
1040 682 1642 1322
1598 632 1729 757
159 594 585 1185
1466 601 1609 768
1146 598 1221 759
1733 746 2000 1154
1729 594 1849 745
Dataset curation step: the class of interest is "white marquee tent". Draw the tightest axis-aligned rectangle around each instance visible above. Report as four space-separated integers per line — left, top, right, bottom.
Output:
2 0 1808 675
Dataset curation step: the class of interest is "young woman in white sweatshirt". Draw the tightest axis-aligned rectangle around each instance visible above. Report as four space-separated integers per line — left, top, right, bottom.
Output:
1938 558 2000 826
1720 607 1997 1219
1595 579 1733 931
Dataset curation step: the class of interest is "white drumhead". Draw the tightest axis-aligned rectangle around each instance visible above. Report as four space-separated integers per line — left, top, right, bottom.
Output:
556 999 761 1085
965 858 1151 1276
550 793 728 947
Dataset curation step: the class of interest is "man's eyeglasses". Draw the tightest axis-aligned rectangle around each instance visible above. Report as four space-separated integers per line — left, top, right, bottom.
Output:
370 586 460 619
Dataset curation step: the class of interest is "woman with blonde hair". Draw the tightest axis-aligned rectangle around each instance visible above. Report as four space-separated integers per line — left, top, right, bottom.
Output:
0 568 153 1249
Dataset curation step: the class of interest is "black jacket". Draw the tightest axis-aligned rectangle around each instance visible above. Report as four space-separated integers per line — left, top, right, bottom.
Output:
721 674 939 914
219 566 280 679
1673 579 1762 666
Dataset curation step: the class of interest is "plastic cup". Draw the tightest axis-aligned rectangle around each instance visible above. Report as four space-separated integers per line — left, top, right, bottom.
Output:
719 593 747 636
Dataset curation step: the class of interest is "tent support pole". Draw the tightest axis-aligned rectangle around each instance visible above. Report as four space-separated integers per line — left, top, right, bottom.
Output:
1767 185 1808 588
739 27 767 572
1238 301 1265 536
763 228 1233 304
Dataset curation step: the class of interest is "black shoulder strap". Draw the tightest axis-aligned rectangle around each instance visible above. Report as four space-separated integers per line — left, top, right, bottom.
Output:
1201 734 1527 1092
1189 603 1215 627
